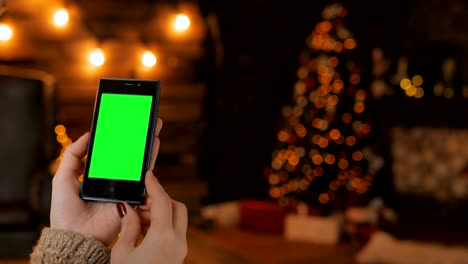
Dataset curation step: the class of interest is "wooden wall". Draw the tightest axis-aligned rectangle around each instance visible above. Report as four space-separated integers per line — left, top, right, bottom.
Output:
0 0 208 215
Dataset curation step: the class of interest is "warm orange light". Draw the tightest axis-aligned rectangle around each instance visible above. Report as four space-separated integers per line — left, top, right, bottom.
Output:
338 159 349 169
405 85 417 96
317 65 328 75
319 85 331 96
332 80 344 93
294 124 307 138
312 135 321 145
288 115 299 126
350 74 360 85
355 90 366 100
300 179 310 190
288 155 300 166
141 51 157 68
57 134 68 144
433 83 444 96
54 124 66 135
319 74 332 84
268 174 280 185
345 136 356 146
344 38 356 49
318 21 332 33
318 137 329 148
444 88 454 99
296 147 306 158
295 81 307 95
319 193 330 203
328 95 339 106
312 118 323 129
334 42 344 53
313 167 324 176
0 24 13 41
314 98 326 108
329 129 341 140
412 75 423 87
285 163 295 172
277 130 289 142
308 149 319 159
338 7 348 17
338 171 347 180
271 160 283 170
89 49 105 67
63 138 73 147
288 181 298 192
335 135 345 144
352 151 363 161
328 56 338 67
173 13 190 32
324 154 336 164
53 8 69 27
342 113 352 124
269 187 281 198
281 106 292 118
400 78 411 90
311 35 322 49
415 87 424 98
354 102 365 114
329 181 339 191
360 123 371 134
312 154 323 165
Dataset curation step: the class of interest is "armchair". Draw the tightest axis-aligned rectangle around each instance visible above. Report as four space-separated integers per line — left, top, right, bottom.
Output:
0 65 56 258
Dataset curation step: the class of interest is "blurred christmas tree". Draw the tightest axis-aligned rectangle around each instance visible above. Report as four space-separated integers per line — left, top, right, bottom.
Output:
267 3 383 211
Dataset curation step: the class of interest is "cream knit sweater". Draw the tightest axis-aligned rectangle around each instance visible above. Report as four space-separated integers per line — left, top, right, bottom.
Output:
30 228 110 264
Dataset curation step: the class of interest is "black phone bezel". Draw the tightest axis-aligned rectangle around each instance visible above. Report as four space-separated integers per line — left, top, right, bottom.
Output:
80 78 160 205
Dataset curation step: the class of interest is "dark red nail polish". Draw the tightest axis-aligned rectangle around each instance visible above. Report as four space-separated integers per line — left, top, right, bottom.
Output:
117 202 126 218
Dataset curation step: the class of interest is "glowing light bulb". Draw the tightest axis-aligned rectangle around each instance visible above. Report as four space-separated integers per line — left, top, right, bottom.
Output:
54 124 66 135
0 24 13 41
174 13 190 32
54 8 69 27
141 51 157 68
89 49 105 67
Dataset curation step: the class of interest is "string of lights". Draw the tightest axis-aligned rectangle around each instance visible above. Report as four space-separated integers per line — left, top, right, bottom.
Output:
0 1 192 69
0 1 194 171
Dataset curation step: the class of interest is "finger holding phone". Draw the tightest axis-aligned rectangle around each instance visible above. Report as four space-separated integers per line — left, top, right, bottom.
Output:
111 172 188 264
50 78 162 246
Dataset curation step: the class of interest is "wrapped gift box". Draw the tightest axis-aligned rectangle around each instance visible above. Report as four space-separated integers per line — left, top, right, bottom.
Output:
201 200 241 228
239 200 290 234
284 213 343 244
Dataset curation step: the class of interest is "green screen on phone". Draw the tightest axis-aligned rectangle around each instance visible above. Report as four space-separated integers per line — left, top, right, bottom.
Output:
88 93 153 181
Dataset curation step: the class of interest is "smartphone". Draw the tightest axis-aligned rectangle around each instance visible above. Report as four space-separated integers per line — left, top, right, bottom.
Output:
80 78 160 205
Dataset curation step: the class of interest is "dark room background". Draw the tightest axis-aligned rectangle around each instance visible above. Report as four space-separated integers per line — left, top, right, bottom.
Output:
196 0 467 205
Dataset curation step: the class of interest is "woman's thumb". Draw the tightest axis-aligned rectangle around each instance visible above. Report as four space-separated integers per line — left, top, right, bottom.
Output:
113 203 141 253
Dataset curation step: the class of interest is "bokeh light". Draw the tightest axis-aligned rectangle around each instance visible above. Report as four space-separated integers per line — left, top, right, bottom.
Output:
141 51 157 68
89 49 105 67
173 13 190 32
53 8 69 27
0 24 13 42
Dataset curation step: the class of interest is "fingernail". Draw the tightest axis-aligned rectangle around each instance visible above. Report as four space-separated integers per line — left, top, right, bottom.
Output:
117 202 127 218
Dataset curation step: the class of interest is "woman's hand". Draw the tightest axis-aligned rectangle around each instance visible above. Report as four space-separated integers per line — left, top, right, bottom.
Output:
49 118 163 246
111 172 188 264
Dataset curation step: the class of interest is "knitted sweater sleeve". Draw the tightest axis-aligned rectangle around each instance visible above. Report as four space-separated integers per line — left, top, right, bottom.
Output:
30 227 110 264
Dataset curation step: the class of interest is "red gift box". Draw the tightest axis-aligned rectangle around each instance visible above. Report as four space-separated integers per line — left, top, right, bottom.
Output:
239 200 290 234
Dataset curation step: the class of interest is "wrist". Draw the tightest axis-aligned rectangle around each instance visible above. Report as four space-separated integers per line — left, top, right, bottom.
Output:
31 227 110 264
